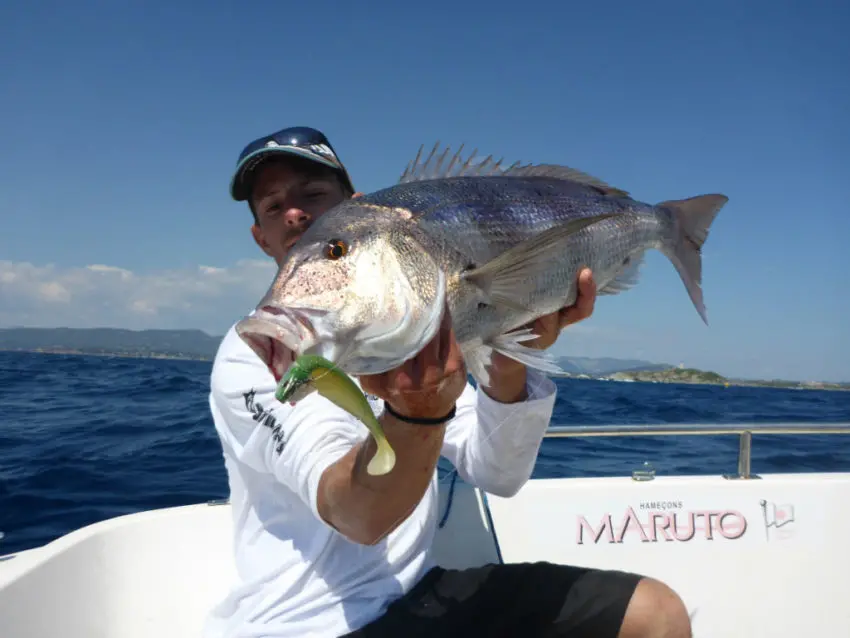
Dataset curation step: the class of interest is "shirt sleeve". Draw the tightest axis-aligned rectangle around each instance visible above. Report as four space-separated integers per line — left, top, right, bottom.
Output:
209 330 364 524
440 369 557 497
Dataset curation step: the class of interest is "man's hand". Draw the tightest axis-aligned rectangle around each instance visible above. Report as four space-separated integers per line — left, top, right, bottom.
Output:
360 308 467 422
484 268 597 403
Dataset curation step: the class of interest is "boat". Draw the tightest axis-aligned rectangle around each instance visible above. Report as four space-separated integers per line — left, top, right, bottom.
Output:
2 421 849 637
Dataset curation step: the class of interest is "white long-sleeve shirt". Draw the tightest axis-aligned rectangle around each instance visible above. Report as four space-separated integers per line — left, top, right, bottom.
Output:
203 324 557 638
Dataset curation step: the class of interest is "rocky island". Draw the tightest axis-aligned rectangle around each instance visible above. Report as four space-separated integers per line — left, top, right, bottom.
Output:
609 367 727 385
606 366 849 392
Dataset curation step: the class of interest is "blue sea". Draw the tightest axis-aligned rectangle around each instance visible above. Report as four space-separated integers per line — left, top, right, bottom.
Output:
1 351 848 556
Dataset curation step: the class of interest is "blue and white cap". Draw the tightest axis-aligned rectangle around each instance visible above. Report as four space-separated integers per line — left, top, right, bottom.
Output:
229 126 354 201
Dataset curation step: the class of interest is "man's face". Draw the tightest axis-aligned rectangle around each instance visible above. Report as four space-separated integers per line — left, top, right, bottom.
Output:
249 159 348 265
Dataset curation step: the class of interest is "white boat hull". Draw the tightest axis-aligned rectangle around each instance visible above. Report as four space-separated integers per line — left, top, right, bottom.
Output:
2 471 849 637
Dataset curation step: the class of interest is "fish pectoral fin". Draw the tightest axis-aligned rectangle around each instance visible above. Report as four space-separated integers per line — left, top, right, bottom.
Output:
490 328 566 375
484 295 530 313
463 342 495 389
598 252 646 296
464 329 567 388
505 164 631 198
462 213 621 310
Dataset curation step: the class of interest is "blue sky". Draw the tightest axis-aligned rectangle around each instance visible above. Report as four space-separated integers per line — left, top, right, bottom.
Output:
1 0 847 382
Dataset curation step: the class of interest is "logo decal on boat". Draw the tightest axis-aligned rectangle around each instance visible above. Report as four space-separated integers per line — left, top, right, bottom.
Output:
576 504 748 544
759 500 795 541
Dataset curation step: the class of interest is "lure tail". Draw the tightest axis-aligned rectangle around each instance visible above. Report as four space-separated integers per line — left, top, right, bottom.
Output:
275 355 397 476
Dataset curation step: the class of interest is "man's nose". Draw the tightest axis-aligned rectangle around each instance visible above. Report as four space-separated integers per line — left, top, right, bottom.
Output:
284 208 310 227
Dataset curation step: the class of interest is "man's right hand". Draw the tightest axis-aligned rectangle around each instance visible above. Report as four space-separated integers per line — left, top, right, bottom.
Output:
359 308 467 422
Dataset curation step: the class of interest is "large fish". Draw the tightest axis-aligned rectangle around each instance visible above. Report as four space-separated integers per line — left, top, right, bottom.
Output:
236 143 728 392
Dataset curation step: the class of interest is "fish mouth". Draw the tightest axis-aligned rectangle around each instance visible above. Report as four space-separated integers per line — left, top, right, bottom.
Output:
234 305 324 382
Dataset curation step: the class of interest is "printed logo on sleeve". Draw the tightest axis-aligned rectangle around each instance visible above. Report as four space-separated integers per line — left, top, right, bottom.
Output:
243 389 286 454
365 393 383 416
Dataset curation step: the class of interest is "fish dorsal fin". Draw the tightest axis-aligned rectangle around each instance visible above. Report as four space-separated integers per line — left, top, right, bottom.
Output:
398 143 630 198
398 142 530 183
504 164 630 198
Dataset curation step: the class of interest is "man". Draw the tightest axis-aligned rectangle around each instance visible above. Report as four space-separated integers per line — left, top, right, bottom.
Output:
204 126 691 637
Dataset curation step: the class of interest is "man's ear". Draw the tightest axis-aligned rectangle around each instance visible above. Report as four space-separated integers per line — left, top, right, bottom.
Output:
352 191 365 199
251 223 275 258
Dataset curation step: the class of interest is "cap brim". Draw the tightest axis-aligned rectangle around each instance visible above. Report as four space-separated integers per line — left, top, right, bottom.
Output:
229 146 350 201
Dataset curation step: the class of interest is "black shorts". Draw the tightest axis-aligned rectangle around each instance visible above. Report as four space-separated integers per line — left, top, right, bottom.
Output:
345 561 642 637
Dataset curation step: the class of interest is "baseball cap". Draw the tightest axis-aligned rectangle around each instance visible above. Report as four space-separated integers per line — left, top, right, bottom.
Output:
229 126 355 201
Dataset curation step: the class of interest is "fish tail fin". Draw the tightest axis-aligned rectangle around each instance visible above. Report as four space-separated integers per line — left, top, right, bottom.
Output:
657 194 728 325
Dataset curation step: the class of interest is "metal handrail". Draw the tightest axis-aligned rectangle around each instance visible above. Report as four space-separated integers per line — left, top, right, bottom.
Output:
542 422 850 480
543 422 850 437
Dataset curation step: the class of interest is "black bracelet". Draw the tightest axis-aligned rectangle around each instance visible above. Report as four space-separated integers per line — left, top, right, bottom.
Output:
383 401 456 425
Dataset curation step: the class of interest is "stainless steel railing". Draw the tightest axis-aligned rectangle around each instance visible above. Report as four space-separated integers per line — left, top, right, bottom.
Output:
542 422 850 479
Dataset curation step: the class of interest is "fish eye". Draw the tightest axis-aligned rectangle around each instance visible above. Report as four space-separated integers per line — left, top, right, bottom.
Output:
325 239 348 260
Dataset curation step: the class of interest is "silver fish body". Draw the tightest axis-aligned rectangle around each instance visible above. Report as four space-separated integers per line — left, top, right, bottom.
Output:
236 145 728 387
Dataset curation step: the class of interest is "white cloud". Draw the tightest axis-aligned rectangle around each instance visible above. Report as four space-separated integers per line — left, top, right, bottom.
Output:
0 259 278 335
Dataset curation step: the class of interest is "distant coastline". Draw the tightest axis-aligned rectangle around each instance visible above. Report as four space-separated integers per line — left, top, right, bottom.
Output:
0 327 220 363
1 327 846 391
0 347 212 362
590 367 850 392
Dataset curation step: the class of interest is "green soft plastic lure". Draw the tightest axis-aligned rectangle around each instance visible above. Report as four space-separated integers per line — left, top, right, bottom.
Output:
275 354 396 476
